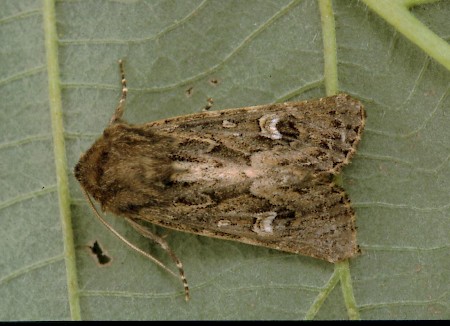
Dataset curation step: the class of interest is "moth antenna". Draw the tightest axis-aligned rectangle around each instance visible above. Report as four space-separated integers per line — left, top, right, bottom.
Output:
127 219 190 302
80 188 191 299
110 59 128 124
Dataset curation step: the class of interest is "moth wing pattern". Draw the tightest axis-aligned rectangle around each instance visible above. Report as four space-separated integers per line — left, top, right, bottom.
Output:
75 93 365 263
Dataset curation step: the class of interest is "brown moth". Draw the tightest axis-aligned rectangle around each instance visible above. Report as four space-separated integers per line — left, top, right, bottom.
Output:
74 61 365 301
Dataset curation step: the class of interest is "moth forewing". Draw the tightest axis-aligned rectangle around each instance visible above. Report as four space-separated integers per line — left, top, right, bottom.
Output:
74 61 365 300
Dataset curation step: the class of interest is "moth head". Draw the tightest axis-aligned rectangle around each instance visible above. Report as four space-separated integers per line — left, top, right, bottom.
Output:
74 134 112 206
74 124 179 214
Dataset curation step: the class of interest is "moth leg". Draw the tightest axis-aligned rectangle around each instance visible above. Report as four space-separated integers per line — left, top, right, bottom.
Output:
202 97 214 112
109 59 128 124
126 218 190 301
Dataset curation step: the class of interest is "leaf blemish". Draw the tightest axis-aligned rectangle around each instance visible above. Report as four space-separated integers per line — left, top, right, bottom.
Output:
88 240 112 266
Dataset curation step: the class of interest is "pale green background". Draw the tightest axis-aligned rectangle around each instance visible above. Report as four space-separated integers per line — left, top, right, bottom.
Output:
1 0 449 320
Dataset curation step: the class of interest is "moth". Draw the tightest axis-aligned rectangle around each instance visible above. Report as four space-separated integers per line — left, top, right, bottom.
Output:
74 61 365 301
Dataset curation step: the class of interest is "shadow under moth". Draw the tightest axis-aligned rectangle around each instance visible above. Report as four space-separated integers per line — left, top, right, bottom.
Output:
75 61 365 301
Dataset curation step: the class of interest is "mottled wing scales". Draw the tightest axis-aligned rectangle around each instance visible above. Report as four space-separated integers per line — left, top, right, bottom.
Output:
150 93 364 175
135 176 358 262
134 94 364 262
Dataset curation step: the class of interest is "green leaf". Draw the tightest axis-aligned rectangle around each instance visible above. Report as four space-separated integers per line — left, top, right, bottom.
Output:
1 0 449 320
